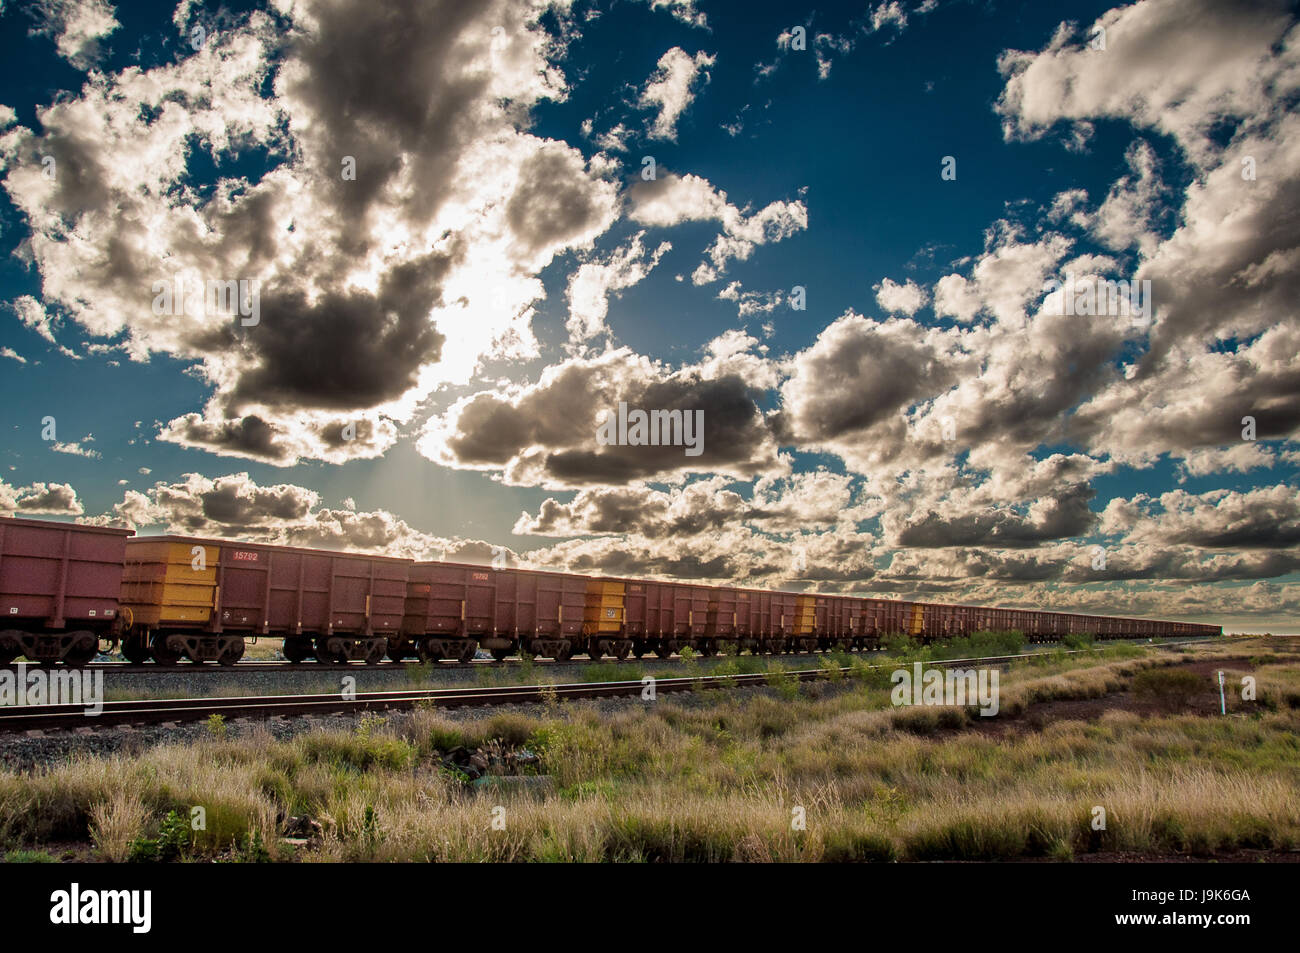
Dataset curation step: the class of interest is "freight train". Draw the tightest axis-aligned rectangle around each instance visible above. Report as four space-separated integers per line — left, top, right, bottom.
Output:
0 515 1223 667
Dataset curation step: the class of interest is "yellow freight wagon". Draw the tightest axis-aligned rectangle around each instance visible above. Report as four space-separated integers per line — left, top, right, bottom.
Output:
793 593 816 635
119 540 219 626
583 579 625 634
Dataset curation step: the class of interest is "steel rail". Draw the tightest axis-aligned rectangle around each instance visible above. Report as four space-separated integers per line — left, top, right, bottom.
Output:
0 635 1231 675
0 642 1225 733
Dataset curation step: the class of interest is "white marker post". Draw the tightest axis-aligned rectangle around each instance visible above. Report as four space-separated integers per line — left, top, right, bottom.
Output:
1217 670 1226 715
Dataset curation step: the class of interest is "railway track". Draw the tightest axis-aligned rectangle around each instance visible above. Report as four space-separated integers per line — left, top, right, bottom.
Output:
0 635 1224 675
0 643 1220 733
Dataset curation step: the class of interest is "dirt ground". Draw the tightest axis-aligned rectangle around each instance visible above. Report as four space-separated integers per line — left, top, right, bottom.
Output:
970 657 1259 738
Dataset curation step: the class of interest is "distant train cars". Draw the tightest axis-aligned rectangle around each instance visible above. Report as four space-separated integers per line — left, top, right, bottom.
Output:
0 515 1223 665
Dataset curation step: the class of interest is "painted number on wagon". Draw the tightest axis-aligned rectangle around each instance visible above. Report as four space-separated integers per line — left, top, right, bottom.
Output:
231 550 259 562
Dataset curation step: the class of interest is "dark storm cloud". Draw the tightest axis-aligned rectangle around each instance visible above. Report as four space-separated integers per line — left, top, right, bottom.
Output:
221 249 454 411
159 414 292 464
433 350 783 486
279 0 494 239
507 145 616 260
775 314 960 444
895 483 1097 548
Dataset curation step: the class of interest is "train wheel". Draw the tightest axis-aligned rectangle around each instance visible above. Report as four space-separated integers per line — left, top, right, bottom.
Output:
654 642 672 659
613 641 631 661
698 640 717 657
587 640 604 661
218 639 244 666
417 638 443 663
632 639 647 659
314 638 336 664
283 637 310 663
150 634 180 666
64 643 97 667
364 640 385 665
121 636 150 664
490 647 510 662
457 641 478 665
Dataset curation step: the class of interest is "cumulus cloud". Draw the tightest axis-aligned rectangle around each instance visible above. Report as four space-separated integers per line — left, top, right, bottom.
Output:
995 0 1300 470
418 342 785 488
874 277 929 316
93 471 514 564
0 0 620 466
1101 485 1300 550
513 470 864 538
638 47 715 140
565 232 671 342
627 173 807 283
0 480 83 516
29 0 119 70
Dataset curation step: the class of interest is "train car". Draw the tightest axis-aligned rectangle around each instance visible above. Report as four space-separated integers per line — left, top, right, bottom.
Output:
583 576 629 660
733 587 792 654
0 515 1230 666
701 584 739 655
816 594 859 651
628 580 711 658
0 516 133 665
398 562 588 662
119 536 410 665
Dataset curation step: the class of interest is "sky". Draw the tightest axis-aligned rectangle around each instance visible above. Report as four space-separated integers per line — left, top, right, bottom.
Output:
0 0 1297 632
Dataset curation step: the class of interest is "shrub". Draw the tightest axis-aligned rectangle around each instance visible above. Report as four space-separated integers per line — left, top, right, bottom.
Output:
1133 668 1207 710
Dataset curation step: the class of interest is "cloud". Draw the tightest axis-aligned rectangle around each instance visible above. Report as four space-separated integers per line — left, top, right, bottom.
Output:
565 232 671 342
627 173 807 283
418 342 785 488
874 277 929 316
29 0 119 70
51 440 101 459
644 0 709 29
717 281 784 317
0 480 83 516
513 471 863 538
93 471 513 563
0 0 620 466
638 47 715 140
1102 484 1300 550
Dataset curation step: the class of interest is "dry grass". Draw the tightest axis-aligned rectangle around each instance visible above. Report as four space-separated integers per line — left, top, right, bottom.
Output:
2 638 1297 862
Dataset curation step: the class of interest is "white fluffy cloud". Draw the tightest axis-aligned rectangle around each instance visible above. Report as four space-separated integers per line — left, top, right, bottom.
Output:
30 0 119 70
565 232 671 342
639 47 716 140
874 277 929 316
627 173 808 283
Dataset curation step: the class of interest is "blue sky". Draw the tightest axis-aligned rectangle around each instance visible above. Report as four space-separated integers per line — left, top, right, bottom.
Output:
1 0 1297 631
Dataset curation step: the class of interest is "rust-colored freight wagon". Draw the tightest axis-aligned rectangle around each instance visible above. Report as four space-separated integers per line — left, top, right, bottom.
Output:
816 595 859 651
731 588 794 654
399 563 589 661
624 580 712 657
0 517 133 664
703 585 740 651
119 536 411 665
